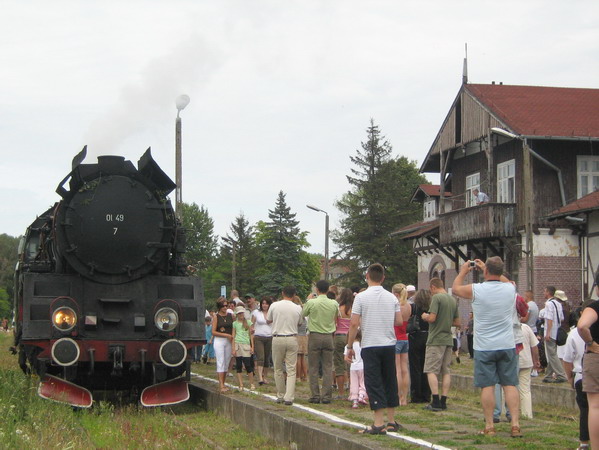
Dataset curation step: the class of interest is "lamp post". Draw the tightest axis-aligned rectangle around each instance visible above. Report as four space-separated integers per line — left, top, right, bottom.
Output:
307 204 329 281
175 94 190 220
222 237 237 291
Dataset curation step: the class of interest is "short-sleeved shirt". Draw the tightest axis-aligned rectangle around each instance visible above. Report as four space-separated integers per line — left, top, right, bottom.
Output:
526 301 539 332
427 293 458 346
352 286 400 349
267 300 303 336
544 299 564 340
472 281 516 351
518 323 539 369
232 320 251 345
302 294 339 334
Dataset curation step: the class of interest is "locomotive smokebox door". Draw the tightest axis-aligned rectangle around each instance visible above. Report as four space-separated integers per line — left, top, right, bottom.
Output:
56 157 175 284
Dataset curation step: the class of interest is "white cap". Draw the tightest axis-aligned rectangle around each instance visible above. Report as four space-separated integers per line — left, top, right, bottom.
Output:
406 285 416 292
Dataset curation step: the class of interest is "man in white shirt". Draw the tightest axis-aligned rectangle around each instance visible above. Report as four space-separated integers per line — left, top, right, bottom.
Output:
267 286 303 405
473 188 490 204
543 286 567 383
346 263 403 435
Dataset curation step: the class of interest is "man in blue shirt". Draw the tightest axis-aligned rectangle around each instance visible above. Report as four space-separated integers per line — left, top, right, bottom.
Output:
453 256 522 438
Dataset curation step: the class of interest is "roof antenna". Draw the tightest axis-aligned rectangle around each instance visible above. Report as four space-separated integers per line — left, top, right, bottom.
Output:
462 43 468 84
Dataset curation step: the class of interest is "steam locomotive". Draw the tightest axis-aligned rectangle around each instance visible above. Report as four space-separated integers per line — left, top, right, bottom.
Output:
13 148 204 407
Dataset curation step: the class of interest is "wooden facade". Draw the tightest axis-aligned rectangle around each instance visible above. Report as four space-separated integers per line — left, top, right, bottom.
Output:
396 82 599 298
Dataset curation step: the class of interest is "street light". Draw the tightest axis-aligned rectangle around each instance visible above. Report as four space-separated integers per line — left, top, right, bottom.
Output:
306 204 329 281
222 237 237 291
175 94 190 220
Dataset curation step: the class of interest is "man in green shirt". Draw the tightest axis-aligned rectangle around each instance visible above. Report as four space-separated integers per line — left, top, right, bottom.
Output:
421 277 460 411
303 279 340 403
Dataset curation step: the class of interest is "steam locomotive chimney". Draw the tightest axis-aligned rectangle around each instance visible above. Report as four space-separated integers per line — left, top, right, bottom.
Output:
97 155 125 173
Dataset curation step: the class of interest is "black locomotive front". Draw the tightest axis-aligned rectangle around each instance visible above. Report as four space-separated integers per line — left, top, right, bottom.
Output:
14 148 204 407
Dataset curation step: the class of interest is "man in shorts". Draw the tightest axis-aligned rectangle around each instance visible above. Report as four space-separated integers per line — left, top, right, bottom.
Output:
346 263 403 435
421 278 459 411
453 256 522 438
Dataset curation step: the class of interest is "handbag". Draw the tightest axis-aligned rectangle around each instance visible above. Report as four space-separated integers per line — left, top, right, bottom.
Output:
407 305 420 334
551 300 568 346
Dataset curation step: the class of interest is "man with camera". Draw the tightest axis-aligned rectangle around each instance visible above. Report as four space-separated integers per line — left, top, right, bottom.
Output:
452 256 522 438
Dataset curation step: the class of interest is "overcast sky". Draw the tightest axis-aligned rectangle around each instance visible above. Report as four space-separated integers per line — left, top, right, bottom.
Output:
1 1 598 255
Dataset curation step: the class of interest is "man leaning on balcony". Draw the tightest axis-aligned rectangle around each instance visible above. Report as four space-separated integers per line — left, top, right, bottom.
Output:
473 188 489 205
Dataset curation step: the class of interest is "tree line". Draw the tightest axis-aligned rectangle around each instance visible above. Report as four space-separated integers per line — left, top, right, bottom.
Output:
0 119 426 314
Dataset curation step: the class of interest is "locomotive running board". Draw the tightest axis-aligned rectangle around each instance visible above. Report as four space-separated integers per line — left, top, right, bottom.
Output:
140 378 189 407
38 375 93 408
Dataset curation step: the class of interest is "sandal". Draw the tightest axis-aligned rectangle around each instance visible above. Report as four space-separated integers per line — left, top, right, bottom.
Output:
511 426 523 438
359 424 387 435
386 421 404 432
478 427 496 436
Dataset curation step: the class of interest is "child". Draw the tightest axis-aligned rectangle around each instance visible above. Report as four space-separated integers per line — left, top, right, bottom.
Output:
345 330 367 409
202 316 215 364
232 306 256 390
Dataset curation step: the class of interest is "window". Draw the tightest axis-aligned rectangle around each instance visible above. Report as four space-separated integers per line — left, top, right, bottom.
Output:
423 199 436 221
465 173 480 207
578 156 599 198
497 159 515 203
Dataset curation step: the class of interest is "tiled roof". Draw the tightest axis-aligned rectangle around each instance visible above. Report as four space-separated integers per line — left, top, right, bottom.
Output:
466 84 599 138
418 184 452 197
546 190 599 219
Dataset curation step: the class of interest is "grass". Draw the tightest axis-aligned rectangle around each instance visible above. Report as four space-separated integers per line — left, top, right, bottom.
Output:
0 332 284 449
191 352 583 449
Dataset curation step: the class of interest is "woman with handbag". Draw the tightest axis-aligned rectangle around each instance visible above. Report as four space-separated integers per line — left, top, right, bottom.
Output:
408 289 432 403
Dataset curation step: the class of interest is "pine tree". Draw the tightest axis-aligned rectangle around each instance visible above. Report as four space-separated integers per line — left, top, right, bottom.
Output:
254 191 318 297
221 213 259 296
333 120 427 286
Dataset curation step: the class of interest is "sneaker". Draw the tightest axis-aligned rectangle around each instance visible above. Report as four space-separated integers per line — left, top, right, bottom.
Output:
284 401 293 406
352 400 359 409
424 403 442 412
308 398 320 404
275 398 284 404
530 369 538 377
456 357 461 364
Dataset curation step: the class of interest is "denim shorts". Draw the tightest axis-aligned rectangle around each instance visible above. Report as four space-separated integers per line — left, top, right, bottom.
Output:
473 348 519 388
395 340 409 354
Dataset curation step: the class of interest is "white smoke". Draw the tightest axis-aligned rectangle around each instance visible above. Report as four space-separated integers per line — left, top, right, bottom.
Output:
83 33 223 160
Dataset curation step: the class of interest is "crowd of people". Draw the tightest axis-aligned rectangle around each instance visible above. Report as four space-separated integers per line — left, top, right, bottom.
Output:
197 258 599 445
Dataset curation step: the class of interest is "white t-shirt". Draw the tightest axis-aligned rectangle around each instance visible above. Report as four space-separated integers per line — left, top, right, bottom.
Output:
562 328 585 384
352 285 400 349
267 300 303 336
518 323 539 369
344 341 364 371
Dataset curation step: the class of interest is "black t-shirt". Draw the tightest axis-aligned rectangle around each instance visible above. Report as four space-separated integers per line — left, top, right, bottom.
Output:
589 301 599 342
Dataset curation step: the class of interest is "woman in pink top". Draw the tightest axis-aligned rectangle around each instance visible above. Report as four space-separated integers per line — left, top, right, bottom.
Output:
333 288 353 399
393 283 412 406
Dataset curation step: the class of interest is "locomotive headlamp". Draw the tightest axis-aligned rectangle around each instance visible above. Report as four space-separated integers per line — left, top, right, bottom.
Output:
154 308 178 332
52 307 77 331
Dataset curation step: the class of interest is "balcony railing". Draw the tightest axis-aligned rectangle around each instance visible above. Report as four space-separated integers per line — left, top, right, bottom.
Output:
439 203 517 244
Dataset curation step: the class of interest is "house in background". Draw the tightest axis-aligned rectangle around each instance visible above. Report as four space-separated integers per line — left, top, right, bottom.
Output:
394 81 599 306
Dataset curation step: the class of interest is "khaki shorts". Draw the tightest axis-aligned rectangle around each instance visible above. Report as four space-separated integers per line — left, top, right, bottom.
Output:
235 342 252 358
583 352 599 393
423 345 453 376
297 335 308 355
